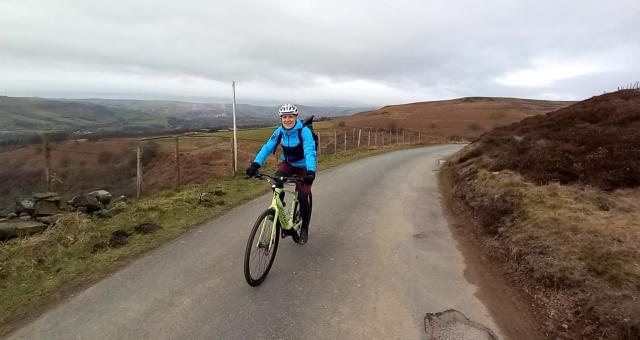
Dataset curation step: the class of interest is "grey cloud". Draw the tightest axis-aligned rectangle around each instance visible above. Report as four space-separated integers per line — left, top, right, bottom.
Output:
1 0 639 106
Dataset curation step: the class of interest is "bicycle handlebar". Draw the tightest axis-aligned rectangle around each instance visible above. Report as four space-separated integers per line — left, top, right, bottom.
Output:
253 171 303 184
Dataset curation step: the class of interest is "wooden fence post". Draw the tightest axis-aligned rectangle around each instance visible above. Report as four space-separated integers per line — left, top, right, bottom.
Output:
175 136 181 187
368 129 371 147
344 132 347 151
334 129 337 154
42 133 51 191
374 129 378 146
357 129 362 148
317 132 321 156
230 139 235 176
137 144 143 198
352 128 356 148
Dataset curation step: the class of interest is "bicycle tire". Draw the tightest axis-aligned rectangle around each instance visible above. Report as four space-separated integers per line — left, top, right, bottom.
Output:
290 200 301 243
244 208 280 286
291 192 312 244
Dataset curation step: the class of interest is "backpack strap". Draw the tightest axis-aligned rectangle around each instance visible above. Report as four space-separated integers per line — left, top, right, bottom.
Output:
299 115 314 145
299 125 318 152
302 115 314 127
271 129 283 154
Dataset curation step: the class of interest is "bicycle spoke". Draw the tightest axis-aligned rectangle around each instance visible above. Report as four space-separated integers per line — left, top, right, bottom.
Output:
245 192 285 286
251 236 266 279
248 213 277 281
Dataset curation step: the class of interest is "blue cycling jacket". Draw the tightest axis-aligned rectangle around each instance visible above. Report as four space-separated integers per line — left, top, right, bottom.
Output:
253 120 317 172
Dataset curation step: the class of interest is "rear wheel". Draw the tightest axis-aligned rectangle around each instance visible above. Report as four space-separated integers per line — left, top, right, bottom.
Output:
300 192 313 225
244 209 280 286
293 192 312 244
290 201 302 243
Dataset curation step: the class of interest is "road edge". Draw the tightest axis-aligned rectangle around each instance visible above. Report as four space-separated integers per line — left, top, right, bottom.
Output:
437 163 544 340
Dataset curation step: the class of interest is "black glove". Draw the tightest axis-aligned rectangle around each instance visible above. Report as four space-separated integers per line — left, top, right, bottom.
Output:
303 171 315 185
245 162 261 177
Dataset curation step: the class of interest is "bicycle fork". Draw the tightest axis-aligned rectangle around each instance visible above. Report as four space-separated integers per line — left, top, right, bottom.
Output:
255 188 284 252
255 187 300 252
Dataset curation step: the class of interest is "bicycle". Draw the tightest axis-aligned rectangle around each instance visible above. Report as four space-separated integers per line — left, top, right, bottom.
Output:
244 171 313 286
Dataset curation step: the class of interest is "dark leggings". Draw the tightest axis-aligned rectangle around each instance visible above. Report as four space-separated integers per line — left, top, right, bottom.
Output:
275 162 312 230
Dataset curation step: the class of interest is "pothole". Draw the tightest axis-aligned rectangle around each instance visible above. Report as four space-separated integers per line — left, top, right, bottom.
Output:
425 309 498 340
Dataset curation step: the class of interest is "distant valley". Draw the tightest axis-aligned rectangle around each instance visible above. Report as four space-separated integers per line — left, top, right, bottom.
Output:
0 96 372 145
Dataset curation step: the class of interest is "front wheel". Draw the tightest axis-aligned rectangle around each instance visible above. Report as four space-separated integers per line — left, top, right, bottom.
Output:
244 209 280 286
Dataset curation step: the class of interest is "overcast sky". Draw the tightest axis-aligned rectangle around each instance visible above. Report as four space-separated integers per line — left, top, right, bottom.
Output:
1 0 639 107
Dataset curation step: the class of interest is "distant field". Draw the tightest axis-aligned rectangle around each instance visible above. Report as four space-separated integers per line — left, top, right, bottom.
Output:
0 96 356 146
336 97 573 140
211 120 334 140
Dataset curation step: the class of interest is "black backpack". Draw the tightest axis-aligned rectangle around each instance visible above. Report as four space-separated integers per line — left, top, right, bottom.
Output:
273 115 319 154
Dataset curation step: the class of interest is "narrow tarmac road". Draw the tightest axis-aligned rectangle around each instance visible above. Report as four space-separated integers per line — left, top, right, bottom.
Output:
8 145 504 340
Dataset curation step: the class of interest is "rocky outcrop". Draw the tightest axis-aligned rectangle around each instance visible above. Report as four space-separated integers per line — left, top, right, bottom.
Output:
1 190 127 241
0 220 47 240
15 198 36 215
70 192 126 218
68 194 101 213
88 190 112 205
34 200 64 217
35 214 65 225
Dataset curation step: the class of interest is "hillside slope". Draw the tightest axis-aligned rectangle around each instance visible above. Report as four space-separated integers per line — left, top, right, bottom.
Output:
77 99 370 120
0 96 371 145
441 90 640 339
463 90 640 189
0 96 165 133
338 97 573 140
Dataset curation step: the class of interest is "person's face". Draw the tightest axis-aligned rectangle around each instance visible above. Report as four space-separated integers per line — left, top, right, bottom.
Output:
281 114 297 129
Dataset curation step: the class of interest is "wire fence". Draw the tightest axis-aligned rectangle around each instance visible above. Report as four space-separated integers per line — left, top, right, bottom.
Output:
617 81 640 91
0 126 449 210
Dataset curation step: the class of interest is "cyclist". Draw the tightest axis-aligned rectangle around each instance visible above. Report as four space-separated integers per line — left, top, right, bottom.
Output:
245 103 316 244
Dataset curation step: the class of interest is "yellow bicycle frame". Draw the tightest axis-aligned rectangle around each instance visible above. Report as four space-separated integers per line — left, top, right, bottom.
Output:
255 180 302 251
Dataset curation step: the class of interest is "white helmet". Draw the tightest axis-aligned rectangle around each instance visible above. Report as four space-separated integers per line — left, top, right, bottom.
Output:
278 103 298 116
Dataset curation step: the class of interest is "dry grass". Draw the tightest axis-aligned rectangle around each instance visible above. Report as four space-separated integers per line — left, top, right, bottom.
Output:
478 170 640 288
0 213 96 318
442 153 640 338
338 97 572 140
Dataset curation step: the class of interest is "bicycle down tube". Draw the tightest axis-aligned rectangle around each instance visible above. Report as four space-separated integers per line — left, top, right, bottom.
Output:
255 177 300 251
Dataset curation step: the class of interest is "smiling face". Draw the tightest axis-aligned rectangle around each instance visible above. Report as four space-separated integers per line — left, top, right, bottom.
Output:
280 114 297 129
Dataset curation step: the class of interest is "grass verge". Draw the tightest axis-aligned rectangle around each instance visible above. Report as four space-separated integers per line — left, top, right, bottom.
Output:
440 146 640 339
0 142 423 335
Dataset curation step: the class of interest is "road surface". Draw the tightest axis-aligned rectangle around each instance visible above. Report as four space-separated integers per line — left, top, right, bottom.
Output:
8 145 504 339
